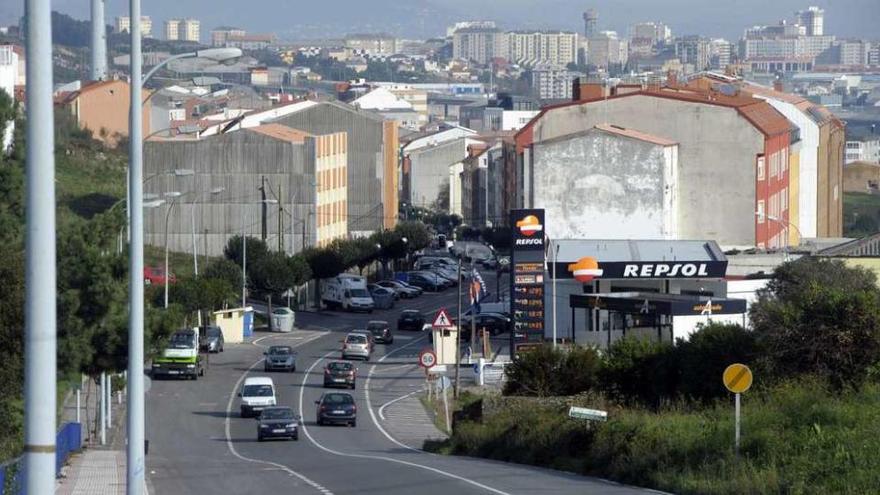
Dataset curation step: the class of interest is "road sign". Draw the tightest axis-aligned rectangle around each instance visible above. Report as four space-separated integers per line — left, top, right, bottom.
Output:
568 406 607 422
432 308 454 329
723 363 753 394
419 349 437 369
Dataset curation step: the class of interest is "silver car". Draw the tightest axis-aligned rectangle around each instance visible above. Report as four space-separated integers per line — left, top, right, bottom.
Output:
341 332 372 361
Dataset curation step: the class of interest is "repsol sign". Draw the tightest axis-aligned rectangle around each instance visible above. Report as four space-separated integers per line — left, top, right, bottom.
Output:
623 263 709 278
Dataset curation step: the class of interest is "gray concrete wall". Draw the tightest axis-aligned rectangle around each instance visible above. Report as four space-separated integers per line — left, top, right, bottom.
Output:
532 129 672 239
144 131 317 259
530 95 765 246
272 102 385 233
407 138 469 209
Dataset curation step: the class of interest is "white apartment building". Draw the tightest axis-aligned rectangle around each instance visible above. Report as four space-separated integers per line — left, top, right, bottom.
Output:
587 31 628 69
507 31 579 67
846 140 880 164
116 16 152 37
452 28 507 64
629 22 671 44
530 66 582 100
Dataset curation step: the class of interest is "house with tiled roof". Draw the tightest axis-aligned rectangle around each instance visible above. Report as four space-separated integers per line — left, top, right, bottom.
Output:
509 83 793 249
56 79 151 147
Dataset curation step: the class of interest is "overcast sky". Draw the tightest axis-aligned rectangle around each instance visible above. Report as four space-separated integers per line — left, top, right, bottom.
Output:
1 0 877 41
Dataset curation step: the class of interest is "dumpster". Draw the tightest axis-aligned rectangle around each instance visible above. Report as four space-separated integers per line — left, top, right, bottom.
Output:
271 307 295 333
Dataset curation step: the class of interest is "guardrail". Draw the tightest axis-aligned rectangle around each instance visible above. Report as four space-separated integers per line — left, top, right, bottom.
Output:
0 422 82 495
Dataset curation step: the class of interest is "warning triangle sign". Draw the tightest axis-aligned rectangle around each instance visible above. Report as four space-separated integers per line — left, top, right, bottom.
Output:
432 308 454 329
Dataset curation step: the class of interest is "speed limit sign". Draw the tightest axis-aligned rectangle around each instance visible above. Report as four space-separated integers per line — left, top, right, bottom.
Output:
418 349 437 369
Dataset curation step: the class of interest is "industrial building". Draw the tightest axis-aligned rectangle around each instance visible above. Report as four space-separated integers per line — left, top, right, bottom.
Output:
143 123 348 257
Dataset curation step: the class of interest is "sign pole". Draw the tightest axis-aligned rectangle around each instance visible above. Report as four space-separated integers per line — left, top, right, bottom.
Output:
735 392 741 457
454 259 462 399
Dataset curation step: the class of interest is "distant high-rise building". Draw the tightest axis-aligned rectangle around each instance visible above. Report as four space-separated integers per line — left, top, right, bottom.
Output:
452 27 507 64
795 6 824 36
165 19 199 42
211 27 246 47
583 9 598 38
447 21 496 38
709 39 733 69
183 19 200 42
116 16 152 37
530 65 582 100
344 34 398 55
507 31 579 67
164 19 180 40
629 22 671 45
586 31 627 69
675 36 711 72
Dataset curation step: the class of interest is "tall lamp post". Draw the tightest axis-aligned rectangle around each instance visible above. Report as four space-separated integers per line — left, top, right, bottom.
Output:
162 191 185 308
127 8 240 488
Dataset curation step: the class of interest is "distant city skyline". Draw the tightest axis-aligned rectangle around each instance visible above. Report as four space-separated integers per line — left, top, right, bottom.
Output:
1 0 878 41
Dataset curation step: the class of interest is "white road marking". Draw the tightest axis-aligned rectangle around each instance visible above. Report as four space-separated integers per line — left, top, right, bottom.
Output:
377 390 421 421
371 363 417 374
224 331 334 495
298 342 513 495
252 334 306 348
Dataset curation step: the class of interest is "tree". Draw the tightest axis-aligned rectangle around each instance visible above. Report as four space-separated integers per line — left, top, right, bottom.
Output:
504 344 602 397
288 254 312 288
224 235 269 268
751 258 880 389
678 322 760 402
394 221 431 252
165 277 236 314
303 247 346 308
203 258 243 290
251 251 295 296
598 338 680 409
349 237 379 274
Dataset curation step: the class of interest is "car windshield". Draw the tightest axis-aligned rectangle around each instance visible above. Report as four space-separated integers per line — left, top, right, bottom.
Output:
169 332 195 349
350 288 370 298
367 322 387 331
401 311 421 318
243 384 273 397
346 334 367 344
206 328 221 337
323 394 354 405
328 362 353 371
261 408 293 420
269 346 292 355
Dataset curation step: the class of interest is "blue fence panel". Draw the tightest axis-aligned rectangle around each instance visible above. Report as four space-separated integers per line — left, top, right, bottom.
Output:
0 457 22 495
0 422 81 495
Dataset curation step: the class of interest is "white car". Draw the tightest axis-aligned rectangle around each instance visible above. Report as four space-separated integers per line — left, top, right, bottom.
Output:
239 376 277 418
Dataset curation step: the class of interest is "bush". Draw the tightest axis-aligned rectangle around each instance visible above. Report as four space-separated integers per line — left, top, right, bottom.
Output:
678 322 760 402
503 344 601 397
598 338 679 409
203 258 243 289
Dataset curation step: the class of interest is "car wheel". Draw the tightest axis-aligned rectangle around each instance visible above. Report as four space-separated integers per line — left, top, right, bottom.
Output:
350 383 356 390
293 433 299 441
290 366 296 373
220 345 224 352
317 418 324 426
264 366 269 372
350 420 356 428
257 434 263 442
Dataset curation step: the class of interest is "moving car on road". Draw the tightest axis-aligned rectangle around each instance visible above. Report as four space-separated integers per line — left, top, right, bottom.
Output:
263 345 297 372
366 320 393 344
239 377 276 418
323 361 357 389
315 392 357 427
152 328 203 380
376 280 421 298
341 332 372 361
256 406 299 441
199 325 224 353
397 310 426 332
368 285 396 310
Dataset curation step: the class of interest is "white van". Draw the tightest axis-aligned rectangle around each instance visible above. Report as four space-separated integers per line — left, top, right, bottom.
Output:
239 376 277 418
322 274 375 313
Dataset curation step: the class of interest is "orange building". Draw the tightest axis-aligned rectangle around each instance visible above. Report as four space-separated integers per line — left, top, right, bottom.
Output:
57 79 150 147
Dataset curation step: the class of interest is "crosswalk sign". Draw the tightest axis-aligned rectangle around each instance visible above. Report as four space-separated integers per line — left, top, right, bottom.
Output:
432 308 454 329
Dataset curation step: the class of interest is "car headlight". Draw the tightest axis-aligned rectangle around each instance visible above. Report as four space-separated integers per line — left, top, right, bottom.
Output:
285 423 297 428
260 424 269 429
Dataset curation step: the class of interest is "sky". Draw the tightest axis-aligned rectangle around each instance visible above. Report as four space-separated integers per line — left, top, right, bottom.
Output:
1 0 878 41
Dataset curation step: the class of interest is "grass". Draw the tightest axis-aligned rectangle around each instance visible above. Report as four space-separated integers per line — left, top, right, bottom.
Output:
429 380 880 495
843 192 880 237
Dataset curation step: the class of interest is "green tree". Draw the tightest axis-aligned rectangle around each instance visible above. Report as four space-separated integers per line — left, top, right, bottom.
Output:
678 322 760 402
0 244 24 460
394 221 431 252
224 235 269 268
203 258 243 289
751 258 880 389
504 345 602 397
288 254 312 287
303 247 346 308
348 237 378 275
598 338 680 409
165 277 236 314
251 251 295 296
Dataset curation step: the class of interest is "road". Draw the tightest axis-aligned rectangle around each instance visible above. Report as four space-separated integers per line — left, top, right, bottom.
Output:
145 272 659 495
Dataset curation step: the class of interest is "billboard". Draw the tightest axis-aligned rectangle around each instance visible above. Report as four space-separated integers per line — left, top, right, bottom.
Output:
510 209 546 355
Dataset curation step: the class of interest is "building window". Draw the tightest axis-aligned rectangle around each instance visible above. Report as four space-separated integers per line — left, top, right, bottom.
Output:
757 200 765 223
781 148 788 172
757 156 765 181
781 189 787 212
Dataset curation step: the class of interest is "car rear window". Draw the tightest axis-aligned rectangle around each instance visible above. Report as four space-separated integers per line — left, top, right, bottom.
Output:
346 334 367 344
324 394 354 404
328 362 353 371
243 384 273 397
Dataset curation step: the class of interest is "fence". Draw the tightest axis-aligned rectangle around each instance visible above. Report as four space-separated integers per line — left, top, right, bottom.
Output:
0 422 82 495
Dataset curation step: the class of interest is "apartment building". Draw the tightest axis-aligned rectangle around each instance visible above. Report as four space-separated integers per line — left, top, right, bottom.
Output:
507 31 579 67
116 16 152 37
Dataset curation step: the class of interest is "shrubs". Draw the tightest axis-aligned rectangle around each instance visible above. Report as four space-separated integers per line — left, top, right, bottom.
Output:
503 345 601 397
598 339 679 409
678 323 760 402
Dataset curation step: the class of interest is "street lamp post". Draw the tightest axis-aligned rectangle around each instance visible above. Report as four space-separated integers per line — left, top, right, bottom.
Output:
552 242 560 349
163 192 183 309
127 8 240 489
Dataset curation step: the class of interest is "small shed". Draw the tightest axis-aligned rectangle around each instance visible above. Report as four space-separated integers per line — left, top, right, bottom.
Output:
432 325 459 366
212 307 254 344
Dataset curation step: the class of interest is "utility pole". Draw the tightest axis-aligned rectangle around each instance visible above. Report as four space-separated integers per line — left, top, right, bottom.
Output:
454 258 462 399
242 212 247 308
89 0 107 80
259 176 268 242
24 0 58 490
278 184 283 252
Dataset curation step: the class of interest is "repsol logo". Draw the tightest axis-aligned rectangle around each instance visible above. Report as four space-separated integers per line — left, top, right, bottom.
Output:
622 263 710 278
515 238 544 246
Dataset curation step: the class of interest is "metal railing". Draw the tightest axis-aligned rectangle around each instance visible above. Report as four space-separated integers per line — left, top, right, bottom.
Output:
0 422 82 495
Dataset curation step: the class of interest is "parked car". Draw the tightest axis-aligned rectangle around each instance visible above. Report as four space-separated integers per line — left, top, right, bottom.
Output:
143 266 176 285
315 392 357 427
323 361 357 389
397 310 426 332
428 267 458 285
341 332 372 361
256 406 299 441
455 313 512 340
366 320 393 344
368 285 396 310
264 345 297 372
199 325 224 353
369 283 399 300
414 270 453 288
376 280 421 298
239 377 276 418
406 272 445 292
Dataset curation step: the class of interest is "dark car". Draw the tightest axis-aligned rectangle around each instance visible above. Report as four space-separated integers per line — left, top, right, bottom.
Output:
456 313 512 340
264 345 297 372
256 406 299 441
397 310 426 332
408 272 448 291
323 361 357 389
315 392 357 427
199 326 224 353
366 320 393 344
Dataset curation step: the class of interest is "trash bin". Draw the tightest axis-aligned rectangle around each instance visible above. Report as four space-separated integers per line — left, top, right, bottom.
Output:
271 307 295 333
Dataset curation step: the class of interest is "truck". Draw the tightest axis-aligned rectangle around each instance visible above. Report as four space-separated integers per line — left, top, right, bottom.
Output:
151 328 204 380
321 274 375 312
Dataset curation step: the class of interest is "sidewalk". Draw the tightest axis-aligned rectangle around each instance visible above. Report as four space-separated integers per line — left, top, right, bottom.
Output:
56 375 129 495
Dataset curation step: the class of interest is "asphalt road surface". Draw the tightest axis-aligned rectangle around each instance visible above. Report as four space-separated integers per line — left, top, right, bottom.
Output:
145 273 660 495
